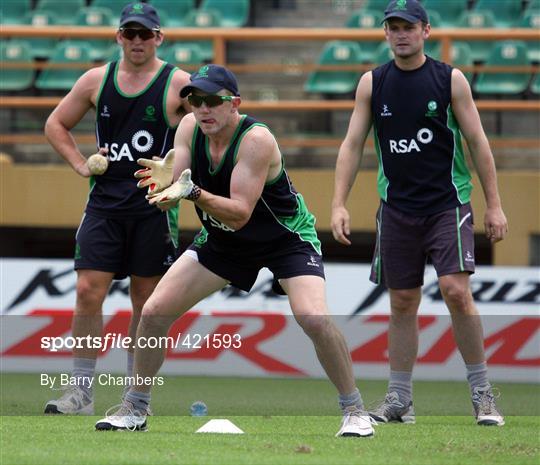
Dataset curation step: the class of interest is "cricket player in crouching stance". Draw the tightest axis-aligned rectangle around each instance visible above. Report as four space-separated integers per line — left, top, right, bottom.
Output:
95 65 376 437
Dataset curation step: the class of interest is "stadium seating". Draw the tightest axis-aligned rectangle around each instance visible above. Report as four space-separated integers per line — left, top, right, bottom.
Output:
365 0 392 12
36 0 85 25
474 41 532 95
91 0 130 18
373 42 394 65
200 0 249 27
304 41 363 94
530 73 540 94
22 10 58 60
517 10 540 63
423 0 468 27
0 40 34 91
182 9 223 61
345 9 383 63
450 42 474 83
105 47 123 62
525 0 540 13
35 41 92 91
75 7 116 61
424 10 441 58
161 43 204 66
456 11 497 63
150 0 195 27
473 0 523 28
0 0 32 24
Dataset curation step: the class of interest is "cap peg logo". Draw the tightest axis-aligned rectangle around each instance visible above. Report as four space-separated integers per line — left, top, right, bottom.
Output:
131 3 144 14
197 65 210 78
396 0 407 10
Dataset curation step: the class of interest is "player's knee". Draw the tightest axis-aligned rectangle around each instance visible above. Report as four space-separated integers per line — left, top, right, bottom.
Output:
439 282 471 313
390 290 420 315
296 314 332 339
75 279 107 313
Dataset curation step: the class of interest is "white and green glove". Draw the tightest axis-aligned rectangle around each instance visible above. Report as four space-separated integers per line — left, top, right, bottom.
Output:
146 169 200 206
134 149 175 194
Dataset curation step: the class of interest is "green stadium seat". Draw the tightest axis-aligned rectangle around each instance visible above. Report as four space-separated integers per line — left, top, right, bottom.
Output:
0 0 32 24
365 0 392 11
75 7 116 61
373 42 394 66
345 9 383 63
456 11 497 63
450 42 474 83
0 40 34 91
423 0 468 27
304 41 363 95
530 74 540 94
516 10 540 63
474 41 531 95
182 9 223 61
23 10 58 60
105 47 123 62
526 0 540 14
36 0 85 25
90 0 129 18
200 0 249 27
162 43 204 67
473 0 523 28
424 10 441 58
150 0 195 27
36 41 92 91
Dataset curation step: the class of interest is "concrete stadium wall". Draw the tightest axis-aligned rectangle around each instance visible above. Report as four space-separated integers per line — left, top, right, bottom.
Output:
1 158 538 266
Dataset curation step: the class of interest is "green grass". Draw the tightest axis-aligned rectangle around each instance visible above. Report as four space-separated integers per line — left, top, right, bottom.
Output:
1 374 539 465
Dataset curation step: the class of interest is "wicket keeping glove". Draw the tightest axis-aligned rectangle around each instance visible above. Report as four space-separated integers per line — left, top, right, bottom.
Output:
147 169 199 206
135 149 175 194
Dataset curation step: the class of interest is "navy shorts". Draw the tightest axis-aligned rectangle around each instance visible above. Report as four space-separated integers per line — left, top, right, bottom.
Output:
370 202 475 289
187 232 325 294
74 211 179 280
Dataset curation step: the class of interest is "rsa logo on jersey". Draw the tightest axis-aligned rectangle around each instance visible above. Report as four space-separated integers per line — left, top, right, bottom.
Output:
104 130 154 161
1 259 538 381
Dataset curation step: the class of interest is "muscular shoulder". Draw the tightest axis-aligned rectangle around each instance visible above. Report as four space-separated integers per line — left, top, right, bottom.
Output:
240 125 276 155
168 67 191 95
165 67 192 123
72 64 108 104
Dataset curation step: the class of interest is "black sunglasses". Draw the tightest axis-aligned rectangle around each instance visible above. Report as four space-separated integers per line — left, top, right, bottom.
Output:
188 95 236 108
119 28 158 41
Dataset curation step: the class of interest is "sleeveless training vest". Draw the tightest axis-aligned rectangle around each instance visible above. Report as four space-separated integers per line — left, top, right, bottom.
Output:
371 55 472 216
88 60 177 218
191 115 321 254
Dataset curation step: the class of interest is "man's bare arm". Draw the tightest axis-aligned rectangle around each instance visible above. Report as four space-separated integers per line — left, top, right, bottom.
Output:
451 69 508 243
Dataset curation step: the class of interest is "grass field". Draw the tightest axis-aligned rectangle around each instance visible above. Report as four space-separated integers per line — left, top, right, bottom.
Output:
1 374 539 465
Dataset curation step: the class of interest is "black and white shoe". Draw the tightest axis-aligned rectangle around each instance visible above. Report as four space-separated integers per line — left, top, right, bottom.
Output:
369 392 415 424
95 401 148 432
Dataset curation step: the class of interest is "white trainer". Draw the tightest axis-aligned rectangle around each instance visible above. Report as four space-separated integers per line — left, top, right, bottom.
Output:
336 408 376 438
472 386 505 426
95 402 148 431
44 386 94 415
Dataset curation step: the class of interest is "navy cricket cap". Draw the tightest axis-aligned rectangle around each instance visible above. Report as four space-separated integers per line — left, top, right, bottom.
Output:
180 65 240 98
119 2 160 30
382 0 429 24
